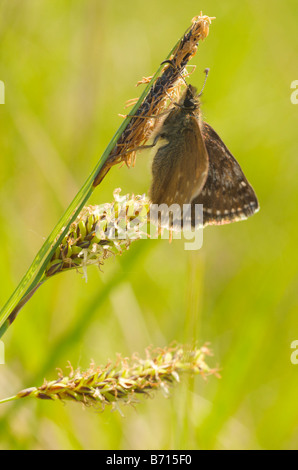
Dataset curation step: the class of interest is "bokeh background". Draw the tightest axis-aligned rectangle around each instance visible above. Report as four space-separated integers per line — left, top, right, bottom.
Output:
0 0 297 450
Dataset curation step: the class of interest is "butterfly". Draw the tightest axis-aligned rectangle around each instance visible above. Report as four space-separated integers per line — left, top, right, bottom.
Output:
149 84 259 228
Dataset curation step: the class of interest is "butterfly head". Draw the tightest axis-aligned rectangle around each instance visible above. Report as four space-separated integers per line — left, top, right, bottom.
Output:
182 85 199 110
175 85 200 113
177 68 209 111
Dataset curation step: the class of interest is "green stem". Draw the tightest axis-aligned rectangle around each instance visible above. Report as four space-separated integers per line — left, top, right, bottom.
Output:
0 13 208 337
0 396 19 405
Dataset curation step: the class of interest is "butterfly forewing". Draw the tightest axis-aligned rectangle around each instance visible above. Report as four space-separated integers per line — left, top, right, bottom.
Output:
150 110 209 228
150 117 208 206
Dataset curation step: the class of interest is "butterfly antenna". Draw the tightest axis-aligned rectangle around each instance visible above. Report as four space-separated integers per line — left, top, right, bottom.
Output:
198 68 210 96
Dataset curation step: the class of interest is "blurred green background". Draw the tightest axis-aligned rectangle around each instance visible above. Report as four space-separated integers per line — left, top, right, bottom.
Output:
0 0 297 450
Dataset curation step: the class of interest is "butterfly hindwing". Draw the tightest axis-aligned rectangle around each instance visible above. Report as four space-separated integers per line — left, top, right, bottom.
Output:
191 122 259 226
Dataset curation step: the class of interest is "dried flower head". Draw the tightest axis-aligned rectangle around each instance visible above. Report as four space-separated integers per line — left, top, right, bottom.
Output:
93 13 215 187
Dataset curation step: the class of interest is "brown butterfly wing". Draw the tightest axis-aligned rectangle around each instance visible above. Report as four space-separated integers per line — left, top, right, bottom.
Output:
191 122 259 227
150 115 209 207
